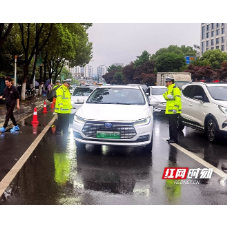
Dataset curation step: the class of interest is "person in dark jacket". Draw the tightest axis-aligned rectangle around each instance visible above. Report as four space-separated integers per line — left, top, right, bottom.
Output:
0 77 20 133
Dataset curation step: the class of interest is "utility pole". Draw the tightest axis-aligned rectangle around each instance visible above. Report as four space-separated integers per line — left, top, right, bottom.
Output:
14 55 17 85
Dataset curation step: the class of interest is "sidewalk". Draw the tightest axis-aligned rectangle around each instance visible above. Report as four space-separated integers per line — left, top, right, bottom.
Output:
0 96 48 128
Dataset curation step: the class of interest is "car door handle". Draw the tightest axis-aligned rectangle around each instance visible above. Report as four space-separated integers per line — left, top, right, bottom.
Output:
189 103 192 106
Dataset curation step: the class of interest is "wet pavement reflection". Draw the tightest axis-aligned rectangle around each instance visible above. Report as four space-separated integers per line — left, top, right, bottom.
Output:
1 113 227 204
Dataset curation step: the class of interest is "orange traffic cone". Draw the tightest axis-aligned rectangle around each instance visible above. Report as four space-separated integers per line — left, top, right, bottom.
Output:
31 107 39 125
50 102 55 109
43 100 48 113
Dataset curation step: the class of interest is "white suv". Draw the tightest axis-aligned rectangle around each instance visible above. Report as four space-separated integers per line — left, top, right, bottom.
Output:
73 85 159 152
177 82 227 142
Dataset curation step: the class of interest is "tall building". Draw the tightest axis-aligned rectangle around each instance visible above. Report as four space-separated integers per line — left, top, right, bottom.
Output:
200 23 227 56
70 65 93 78
97 65 108 77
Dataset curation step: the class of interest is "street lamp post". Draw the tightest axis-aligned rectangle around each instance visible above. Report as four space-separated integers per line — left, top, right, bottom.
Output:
14 55 17 85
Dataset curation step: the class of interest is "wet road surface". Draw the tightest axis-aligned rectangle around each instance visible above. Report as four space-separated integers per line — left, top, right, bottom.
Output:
1 113 227 205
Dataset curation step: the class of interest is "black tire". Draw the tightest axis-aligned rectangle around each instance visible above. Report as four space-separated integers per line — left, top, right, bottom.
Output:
142 136 153 153
177 115 184 131
205 118 219 142
75 141 86 151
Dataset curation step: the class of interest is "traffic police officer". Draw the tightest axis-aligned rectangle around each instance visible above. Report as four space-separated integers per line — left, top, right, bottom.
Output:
55 79 72 135
53 80 61 89
163 77 182 143
53 80 61 105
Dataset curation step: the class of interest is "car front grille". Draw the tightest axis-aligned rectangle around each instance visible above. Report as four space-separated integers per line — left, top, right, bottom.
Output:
82 121 137 139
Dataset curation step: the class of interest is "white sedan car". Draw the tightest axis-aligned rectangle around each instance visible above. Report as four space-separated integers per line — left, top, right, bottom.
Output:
73 85 159 152
71 86 96 114
145 86 167 112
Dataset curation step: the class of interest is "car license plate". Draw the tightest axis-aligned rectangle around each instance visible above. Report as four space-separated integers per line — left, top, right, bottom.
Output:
96 131 120 139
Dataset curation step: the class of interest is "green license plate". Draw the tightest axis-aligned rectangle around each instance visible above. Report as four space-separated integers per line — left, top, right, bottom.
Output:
96 131 120 139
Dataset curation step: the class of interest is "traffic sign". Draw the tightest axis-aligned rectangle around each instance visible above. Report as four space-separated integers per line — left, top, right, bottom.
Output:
185 56 196 65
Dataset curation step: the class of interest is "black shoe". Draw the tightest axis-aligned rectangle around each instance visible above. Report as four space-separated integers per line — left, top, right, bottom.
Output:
168 140 178 144
56 131 61 135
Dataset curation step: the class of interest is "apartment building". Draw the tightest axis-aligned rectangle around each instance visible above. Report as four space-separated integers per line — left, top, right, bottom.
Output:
200 23 227 56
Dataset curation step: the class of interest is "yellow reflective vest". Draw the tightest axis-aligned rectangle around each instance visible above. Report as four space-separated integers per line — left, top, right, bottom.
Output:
163 83 182 114
55 85 72 114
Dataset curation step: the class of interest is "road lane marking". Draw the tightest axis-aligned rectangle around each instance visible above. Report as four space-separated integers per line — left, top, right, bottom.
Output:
0 115 57 198
162 138 227 178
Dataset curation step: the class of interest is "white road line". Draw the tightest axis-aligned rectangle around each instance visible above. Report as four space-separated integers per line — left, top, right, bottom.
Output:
162 138 227 178
0 115 57 198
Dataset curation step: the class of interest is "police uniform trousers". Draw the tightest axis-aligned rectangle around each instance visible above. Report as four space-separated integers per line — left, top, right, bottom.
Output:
168 114 179 142
56 113 69 133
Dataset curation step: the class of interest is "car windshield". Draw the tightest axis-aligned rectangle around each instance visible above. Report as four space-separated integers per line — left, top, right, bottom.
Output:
207 86 227 101
152 88 167 95
72 87 94 96
86 88 146 105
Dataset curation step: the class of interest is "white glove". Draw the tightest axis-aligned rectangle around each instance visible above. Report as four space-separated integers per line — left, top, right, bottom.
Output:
167 95 173 99
173 109 177 113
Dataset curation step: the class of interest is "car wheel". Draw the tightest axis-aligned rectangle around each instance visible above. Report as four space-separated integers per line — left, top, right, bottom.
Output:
205 118 219 142
177 115 184 131
75 141 86 151
142 136 153 153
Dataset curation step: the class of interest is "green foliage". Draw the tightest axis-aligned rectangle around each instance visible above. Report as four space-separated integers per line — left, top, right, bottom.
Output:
156 53 186 72
151 45 196 60
107 64 122 73
134 51 150 67
200 49 227 69
113 72 124 83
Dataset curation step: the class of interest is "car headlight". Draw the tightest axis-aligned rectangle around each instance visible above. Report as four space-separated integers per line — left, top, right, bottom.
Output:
74 115 86 124
133 116 151 126
218 105 227 114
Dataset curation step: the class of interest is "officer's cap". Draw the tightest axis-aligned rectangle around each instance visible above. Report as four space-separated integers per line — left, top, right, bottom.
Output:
56 80 60 83
63 79 71 84
165 77 173 82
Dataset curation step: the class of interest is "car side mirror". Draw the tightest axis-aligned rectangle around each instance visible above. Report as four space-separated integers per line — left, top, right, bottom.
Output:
149 99 160 106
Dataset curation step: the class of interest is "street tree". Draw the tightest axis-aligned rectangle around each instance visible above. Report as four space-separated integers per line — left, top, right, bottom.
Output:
0 23 13 54
156 53 186 72
0 23 14 72
134 51 150 68
16 23 53 100
216 62 227 81
184 64 216 81
200 49 227 69
113 72 124 84
151 45 196 60
122 63 135 84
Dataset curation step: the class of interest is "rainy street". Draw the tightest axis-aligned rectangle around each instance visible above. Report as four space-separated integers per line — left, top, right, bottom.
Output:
1 112 227 205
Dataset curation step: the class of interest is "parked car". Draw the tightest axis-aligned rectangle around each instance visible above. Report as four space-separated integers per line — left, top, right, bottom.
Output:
71 85 96 114
73 85 159 152
177 82 227 142
145 86 167 112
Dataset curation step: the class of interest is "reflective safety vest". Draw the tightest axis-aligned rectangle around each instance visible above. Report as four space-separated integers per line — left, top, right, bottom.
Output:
55 85 72 114
53 85 60 89
163 83 182 114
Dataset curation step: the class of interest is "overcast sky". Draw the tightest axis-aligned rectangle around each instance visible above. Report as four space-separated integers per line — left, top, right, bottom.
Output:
87 23 201 74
